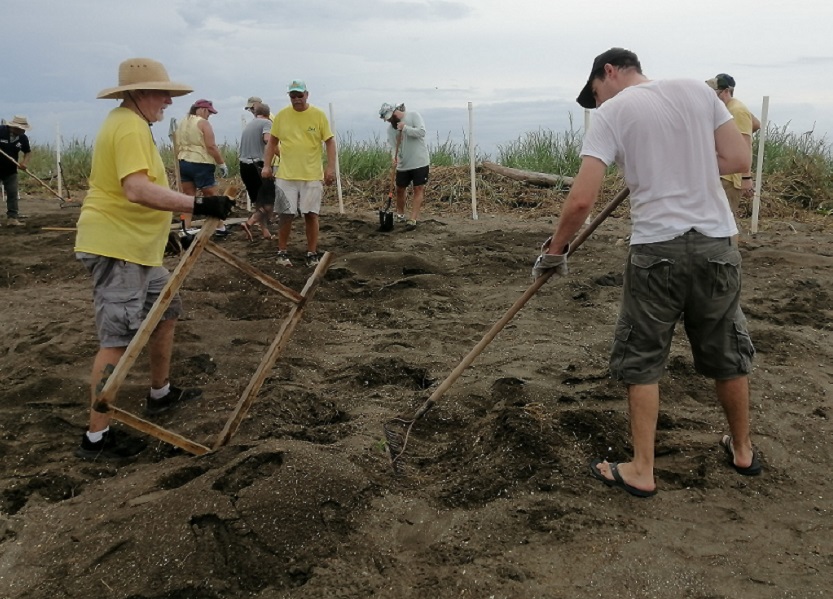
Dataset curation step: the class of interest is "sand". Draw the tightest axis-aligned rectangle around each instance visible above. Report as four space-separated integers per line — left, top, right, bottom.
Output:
1 186 832 599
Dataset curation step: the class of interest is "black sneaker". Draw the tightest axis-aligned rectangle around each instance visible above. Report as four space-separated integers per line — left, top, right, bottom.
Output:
276 250 293 267
213 229 231 239
305 252 321 267
145 386 203 416
75 428 147 460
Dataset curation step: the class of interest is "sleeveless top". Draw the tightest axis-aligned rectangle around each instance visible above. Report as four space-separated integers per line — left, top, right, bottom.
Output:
177 115 213 164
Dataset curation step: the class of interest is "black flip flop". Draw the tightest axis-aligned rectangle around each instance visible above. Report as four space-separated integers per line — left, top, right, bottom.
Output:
588 459 657 498
720 435 762 476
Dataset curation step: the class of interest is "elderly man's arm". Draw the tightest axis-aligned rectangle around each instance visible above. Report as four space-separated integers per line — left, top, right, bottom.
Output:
323 136 336 185
261 135 279 177
122 171 203 213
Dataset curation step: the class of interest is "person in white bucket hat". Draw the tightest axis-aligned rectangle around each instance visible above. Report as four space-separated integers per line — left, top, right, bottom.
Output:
379 102 430 230
0 115 33 226
74 58 236 460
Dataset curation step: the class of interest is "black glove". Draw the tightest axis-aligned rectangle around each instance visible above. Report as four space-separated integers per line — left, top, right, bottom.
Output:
193 195 234 219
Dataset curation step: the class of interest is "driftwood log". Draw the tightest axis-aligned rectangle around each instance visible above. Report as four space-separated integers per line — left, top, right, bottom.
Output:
481 161 574 188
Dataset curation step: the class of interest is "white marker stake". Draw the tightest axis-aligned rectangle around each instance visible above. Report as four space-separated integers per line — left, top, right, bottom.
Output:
329 103 344 214
751 96 769 235
468 101 478 220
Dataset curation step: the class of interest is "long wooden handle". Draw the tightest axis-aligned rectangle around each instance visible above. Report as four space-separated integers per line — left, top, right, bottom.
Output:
0 147 68 204
413 187 630 419
388 131 403 195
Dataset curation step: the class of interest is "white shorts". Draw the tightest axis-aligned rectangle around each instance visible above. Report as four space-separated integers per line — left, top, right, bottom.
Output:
275 179 323 215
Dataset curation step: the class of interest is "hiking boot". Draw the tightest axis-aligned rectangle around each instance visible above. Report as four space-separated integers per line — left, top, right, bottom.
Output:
394 213 407 223
305 252 321 267
6 218 24 227
145 385 203 416
405 219 418 230
276 250 293 267
75 428 147 460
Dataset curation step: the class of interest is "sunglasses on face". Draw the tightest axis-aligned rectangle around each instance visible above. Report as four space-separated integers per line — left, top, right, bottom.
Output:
289 92 305 99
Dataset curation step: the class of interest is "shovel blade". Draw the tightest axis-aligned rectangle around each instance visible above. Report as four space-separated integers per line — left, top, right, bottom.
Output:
379 210 394 232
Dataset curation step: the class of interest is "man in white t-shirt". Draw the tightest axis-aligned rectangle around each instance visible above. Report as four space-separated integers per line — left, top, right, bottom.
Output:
533 48 759 497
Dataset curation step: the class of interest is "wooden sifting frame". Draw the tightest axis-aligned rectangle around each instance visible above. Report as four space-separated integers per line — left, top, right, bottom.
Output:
92 216 333 455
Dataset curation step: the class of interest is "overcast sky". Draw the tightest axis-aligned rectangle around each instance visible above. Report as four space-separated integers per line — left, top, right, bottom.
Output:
3 0 832 159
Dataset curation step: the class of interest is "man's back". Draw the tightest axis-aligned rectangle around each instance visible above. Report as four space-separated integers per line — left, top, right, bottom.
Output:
239 117 271 162
582 79 737 244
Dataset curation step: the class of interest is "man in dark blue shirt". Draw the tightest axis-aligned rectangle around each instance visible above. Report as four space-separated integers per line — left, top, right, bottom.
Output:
0 115 32 226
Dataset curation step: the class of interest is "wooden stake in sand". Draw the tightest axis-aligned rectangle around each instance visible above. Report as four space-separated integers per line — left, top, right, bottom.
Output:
468 101 478 221
751 96 770 235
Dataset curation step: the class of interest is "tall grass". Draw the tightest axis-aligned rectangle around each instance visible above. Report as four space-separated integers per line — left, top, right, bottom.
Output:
497 117 583 175
336 134 391 180
754 123 833 210
18 122 833 212
335 132 488 178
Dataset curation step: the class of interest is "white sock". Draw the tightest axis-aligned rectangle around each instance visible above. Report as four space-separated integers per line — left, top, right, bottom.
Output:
149 383 171 400
86 427 109 443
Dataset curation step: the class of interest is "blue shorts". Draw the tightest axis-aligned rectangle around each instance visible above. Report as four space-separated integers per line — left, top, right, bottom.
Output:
179 160 216 190
610 230 755 384
76 253 183 348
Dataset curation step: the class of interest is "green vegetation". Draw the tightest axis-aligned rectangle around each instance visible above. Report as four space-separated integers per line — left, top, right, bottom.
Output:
17 122 833 214
334 134 391 180
497 118 584 175
754 124 833 211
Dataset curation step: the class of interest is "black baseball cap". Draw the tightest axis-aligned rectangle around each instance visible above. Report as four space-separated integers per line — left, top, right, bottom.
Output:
577 47 641 109
705 73 736 91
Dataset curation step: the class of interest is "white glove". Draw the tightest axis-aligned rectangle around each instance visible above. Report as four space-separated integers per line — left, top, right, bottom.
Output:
531 236 569 281
218 163 229 178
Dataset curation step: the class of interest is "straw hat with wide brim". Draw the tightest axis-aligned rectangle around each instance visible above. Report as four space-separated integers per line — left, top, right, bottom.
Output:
97 58 193 100
7 115 31 131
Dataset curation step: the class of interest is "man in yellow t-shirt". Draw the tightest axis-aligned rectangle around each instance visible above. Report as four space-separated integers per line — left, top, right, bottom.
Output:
73 58 234 460
706 73 761 223
262 80 336 267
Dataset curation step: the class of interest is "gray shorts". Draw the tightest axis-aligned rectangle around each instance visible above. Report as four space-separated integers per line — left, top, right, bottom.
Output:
275 179 323 215
609 230 755 384
77 253 183 348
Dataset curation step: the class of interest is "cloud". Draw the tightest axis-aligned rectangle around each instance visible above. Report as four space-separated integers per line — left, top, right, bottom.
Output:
175 0 471 28
4 0 833 157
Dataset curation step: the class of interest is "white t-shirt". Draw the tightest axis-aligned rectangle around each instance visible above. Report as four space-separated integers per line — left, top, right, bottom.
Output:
581 79 737 244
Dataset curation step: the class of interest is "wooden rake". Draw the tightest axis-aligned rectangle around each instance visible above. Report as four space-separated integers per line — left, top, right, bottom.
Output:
89 182 335 454
0 147 74 207
383 187 631 474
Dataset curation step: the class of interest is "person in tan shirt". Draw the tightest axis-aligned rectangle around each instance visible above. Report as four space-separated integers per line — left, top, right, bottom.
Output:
706 74 761 224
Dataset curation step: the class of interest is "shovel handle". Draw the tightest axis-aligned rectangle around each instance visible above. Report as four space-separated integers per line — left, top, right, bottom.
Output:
413 187 630 418
388 131 403 195
0 147 70 205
